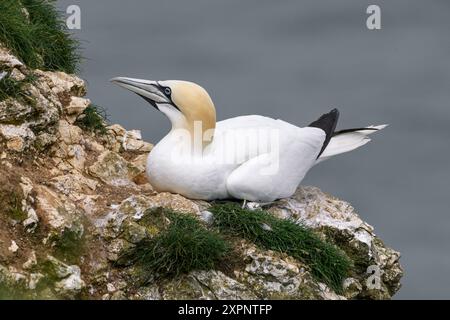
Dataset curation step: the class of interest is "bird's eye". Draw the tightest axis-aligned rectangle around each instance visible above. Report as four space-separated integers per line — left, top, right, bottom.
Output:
164 87 171 95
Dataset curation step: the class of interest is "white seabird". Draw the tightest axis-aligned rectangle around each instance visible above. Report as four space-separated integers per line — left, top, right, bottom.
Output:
111 78 386 202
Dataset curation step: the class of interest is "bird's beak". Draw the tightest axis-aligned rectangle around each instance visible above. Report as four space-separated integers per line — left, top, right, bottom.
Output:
110 77 169 109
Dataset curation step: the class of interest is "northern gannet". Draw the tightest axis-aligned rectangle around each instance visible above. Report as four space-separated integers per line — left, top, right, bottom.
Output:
111 77 386 202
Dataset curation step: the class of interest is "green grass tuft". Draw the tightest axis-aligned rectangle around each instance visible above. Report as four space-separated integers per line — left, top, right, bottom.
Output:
0 0 81 73
209 202 352 292
0 0 39 69
75 104 108 134
130 210 229 280
21 0 81 73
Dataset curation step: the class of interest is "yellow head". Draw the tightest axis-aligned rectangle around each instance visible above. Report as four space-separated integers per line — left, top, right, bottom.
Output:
110 77 216 140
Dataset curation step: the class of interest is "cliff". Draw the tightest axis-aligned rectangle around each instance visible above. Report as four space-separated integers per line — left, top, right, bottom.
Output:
0 2 402 300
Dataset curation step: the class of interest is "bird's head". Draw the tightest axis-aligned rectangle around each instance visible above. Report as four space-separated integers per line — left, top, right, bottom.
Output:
110 77 216 137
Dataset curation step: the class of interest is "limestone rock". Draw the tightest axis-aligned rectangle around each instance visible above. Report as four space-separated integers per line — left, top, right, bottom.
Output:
8 241 19 253
235 244 335 300
50 174 98 198
268 186 403 298
0 46 23 68
44 256 85 297
35 70 86 97
0 124 35 151
89 151 141 187
65 97 90 123
122 130 153 152
0 99 34 123
34 185 82 231
57 120 83 145
161 271 257 300
193 270 257 300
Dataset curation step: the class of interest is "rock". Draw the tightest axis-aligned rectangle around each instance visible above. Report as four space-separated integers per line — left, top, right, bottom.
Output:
65 97 90 123
130 154 148 172
44 256 85 296
110 290 127 300
133 285 161 300
200 210 214 225
147 192 200 215
106 125 153 152
123 138 153 152
89 151 141 187
235 244 335 300
96 195 156 239
106 283 116 292
0 99 34 123
9 68 26 81
193 270 258 300
0 46 23 68
35 70 86 97
107 124 127 137
54 269 85 295
35 132 58 150
268 186 403 298
343 278 363 299
23 251 37 270
8 241 19 253
57 120 83 145
106 238 135 264
66 144 86 170
0 124 35 151
28 273 44 290
160 271 257 300
34 185 82 231
50 174 98 198
122 130 153 152
85 138 105 153
23 208 39 231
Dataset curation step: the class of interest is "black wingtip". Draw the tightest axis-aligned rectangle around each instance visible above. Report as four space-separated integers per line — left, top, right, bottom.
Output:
308 108 340 157
330 108 339 115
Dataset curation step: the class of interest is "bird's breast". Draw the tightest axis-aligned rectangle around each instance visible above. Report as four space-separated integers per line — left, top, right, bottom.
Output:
145 141 233 200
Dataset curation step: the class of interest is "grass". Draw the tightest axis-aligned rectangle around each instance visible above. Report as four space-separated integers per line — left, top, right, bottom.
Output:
0 72 36 102
0 0 81 73
209 202 352 292
128 209 229 281
75 104 108 134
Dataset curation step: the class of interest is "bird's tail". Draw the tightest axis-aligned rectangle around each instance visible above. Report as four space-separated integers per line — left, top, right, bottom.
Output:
315 124 388 164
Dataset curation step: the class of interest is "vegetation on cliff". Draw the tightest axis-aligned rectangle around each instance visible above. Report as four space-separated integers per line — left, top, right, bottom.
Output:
210 202 351 292
0 0 80 74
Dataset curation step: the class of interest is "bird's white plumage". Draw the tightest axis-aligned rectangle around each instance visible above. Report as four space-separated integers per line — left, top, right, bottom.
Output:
147 115 326 201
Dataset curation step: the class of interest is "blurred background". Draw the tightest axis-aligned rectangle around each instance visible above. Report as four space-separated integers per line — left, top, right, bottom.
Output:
56 0 450 299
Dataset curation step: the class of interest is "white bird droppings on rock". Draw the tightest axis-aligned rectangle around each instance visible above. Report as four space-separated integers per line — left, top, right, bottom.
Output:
8 241 19 253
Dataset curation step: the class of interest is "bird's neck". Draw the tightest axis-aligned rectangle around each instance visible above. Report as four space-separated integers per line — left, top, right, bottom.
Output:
158 104 216 152
165 118 215 154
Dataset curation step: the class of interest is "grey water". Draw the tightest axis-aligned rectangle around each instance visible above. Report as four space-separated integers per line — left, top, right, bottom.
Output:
56 0 450 299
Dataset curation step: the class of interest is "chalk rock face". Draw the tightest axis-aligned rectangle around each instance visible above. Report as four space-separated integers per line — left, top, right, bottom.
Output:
0 43 402 300
268 187 403 299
